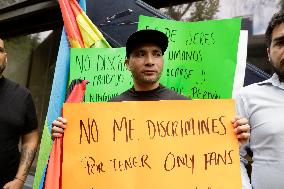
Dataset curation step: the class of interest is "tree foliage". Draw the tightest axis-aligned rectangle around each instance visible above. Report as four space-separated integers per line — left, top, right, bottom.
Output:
189 0 220 21
162 0 220 21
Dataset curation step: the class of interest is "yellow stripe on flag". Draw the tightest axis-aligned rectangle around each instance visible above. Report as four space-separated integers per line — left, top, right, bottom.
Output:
76 14 111 48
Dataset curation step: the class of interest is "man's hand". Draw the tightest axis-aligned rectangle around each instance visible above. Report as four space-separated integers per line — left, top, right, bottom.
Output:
231 116 250 146
2 178 25 189
51 117 67 139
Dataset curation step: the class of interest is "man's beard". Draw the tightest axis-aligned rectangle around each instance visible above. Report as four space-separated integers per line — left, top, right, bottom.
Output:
272 64 284 82
0 63 5 76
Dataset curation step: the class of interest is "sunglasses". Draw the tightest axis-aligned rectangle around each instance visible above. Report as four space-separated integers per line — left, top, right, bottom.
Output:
0 47 5 53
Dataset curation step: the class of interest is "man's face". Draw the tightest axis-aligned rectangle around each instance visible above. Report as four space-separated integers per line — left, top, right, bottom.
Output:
0 39 7 76
267 23 284 81
126 43 164 87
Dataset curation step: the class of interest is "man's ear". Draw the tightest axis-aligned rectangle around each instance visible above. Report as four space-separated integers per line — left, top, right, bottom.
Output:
4 52 7 64
267 48 271 62
125 58 130 70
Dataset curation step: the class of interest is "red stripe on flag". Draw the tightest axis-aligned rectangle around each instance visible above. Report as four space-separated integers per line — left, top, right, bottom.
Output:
44 80 88 189
58 0 84 47
69 0 83 17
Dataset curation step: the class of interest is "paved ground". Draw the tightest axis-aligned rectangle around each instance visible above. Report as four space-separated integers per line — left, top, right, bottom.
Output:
23 174 33 189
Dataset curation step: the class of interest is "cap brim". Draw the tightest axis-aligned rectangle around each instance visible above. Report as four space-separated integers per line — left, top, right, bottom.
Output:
126 29 168 57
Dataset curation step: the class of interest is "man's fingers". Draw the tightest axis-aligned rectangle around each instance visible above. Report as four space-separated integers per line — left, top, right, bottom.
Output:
52 120 66 129
51 117 67 139
231 115 241 123
57 117 67 124
51 126 64 139
234 124 250 134
235 119 248 127
237 132 250 139
232 117 248 128
232 116 250 146
52 125 65 134
2 181 11 189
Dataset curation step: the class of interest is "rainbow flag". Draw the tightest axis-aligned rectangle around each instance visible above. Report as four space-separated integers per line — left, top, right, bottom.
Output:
69 0 111 48
33 0 111 188
58 0 111 48
33 28 70 189
44 80 88 189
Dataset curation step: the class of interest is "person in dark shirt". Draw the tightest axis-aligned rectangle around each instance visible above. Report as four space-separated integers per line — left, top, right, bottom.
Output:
109 29 188 102
51 30 250 146
0 38 39 189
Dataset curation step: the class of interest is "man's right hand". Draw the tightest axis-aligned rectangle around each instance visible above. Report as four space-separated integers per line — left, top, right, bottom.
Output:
51 117 67 139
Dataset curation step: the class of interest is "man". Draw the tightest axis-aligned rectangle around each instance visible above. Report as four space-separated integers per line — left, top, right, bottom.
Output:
0 38 39 189
236 11 284 189
52 29 250 147
109 29 188 101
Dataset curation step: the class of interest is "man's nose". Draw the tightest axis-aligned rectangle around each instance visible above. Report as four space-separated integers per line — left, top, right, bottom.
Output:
145 54 154 66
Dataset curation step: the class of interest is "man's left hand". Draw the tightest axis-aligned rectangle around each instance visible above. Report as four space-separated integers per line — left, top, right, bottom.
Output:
231 116 250 146
2 178 25 189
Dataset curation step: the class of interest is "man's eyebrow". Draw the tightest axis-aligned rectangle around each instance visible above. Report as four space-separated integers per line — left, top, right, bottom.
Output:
135 49 147 53
153 49 161 52
152 49 162 53
273 36 284 42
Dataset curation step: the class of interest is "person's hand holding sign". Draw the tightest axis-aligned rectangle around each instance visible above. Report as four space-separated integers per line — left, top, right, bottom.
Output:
51 117 67 139
231 116 250 146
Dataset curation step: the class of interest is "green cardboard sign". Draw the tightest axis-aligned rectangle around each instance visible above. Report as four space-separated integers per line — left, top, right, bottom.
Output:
138 16 241 99
70 17 241 101
69 48 132 102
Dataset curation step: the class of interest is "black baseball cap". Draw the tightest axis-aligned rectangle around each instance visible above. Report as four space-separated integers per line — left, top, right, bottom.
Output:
126 29 168 57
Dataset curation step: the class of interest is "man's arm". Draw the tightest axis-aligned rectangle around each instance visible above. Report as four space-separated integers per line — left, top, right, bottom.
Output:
239 144 252 189
3 129 39 189
17 129 39 180
235 91 252 189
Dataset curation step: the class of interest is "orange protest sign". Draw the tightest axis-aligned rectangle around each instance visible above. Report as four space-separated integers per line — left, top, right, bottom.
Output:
62 100 241 189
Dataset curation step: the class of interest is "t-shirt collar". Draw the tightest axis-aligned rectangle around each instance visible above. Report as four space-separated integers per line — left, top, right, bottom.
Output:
258 73 284 90
130 84 164 95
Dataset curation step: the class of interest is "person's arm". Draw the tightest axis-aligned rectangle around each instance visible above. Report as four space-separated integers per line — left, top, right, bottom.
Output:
239 144 252 189
3 92 39 189
3 129 39 189
235 92 252 189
